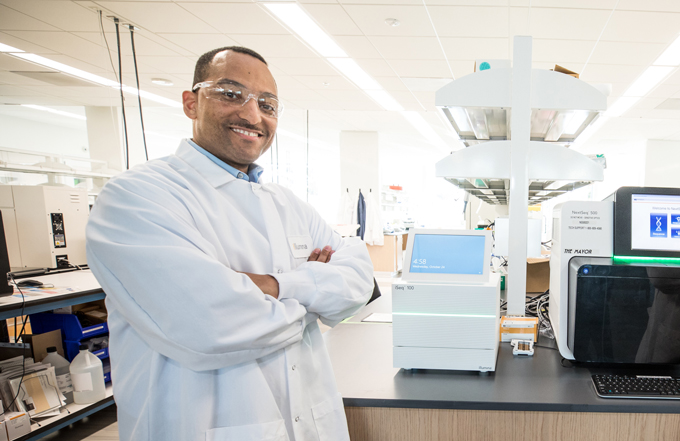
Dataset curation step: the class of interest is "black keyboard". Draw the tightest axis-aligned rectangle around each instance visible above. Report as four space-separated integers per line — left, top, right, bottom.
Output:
593 374 680 399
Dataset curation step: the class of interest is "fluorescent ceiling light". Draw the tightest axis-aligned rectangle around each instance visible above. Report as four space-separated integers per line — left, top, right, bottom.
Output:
327 58 382 90
21 104 86 120
623 66 674 97
654 34 680 66
401 111 448 149
10 52 182 108
264 3 347 58
605 96 640 118
0 43 23 53
365 89 403 111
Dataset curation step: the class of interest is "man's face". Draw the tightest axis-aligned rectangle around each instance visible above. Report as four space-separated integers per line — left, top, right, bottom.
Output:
182 51 278 172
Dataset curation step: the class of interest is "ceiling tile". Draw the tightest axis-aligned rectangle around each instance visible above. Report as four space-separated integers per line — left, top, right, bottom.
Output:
355 59 396 77
341 0 421 5
617 0 680 13
302 4 362 36
274 75 310 92
440 37 508 60
429 6 509 38
316 89 368 102
509 7 611 40
269 58 339 77
388 59 453 78
430 0 516 4
230 35 317 59
412 91 438 110
133 56 196 74
0 31 56 54
601 10 680 43
156 33 240 56
532 39 595 65
73 32 186 57
0 95 79 105
588 41 667 66
0 5 59 31
334 36 382 59
96 2 220 34
510 0 617 7
578 64 645 85
283 99 347 111
292 75 354 90
342 5 435 37
176 3 287 35
1 0 101 32
4 31 115 68
376 77 409 91
369 36 444 60
0 71 58 86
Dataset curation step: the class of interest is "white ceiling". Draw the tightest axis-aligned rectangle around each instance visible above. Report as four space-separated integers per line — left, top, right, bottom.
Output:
2 0 680 153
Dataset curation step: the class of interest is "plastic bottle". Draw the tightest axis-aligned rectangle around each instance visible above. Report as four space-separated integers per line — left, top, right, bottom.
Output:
42 346 74 404
69 344 106 404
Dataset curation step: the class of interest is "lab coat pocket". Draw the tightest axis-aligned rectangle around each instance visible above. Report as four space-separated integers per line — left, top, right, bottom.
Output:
311 393 350 441
205 419 289 441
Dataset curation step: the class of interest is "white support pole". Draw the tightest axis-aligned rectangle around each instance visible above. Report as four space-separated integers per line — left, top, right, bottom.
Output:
506 36 532 316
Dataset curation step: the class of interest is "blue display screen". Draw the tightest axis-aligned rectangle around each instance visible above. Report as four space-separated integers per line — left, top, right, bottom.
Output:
409 234 486 275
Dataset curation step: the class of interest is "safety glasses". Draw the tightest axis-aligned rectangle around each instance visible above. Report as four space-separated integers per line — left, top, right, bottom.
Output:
192 80 283 118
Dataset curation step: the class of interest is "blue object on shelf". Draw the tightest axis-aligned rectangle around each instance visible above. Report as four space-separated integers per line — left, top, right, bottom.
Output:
29 313 108 341
63 341 109 362
104 371 111 383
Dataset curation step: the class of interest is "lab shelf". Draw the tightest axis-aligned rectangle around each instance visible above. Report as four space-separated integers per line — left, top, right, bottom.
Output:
17 385 114 441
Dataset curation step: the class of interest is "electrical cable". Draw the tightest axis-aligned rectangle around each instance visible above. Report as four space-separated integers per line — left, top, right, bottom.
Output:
1 275 27 416
114 18 130 170
129 26 148 162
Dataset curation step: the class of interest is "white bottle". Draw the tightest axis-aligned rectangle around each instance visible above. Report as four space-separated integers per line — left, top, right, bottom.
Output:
69 344 106 404
42 346 74 404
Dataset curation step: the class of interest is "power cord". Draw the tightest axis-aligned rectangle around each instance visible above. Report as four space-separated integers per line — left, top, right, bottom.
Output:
113 17 130 170
129 25 149 162
1 274 27 416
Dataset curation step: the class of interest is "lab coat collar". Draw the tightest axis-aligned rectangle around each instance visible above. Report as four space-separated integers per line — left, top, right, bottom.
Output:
175 139 238 188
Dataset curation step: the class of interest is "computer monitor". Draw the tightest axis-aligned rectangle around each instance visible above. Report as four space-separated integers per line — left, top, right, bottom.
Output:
608 187 680 259
402 229 492 283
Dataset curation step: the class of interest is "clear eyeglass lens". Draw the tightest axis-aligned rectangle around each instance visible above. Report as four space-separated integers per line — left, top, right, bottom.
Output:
207 86 280 117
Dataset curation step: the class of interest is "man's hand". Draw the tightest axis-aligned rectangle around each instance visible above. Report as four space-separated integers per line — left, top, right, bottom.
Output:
308 245 335 263
242 273 279 299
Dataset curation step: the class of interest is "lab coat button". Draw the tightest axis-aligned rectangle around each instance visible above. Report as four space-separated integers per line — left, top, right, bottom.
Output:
277 269 283 273
295 416 300 422
238 172 245 179
292 365 296 371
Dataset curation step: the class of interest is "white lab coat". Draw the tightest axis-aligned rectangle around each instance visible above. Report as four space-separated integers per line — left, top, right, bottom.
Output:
86 140 374 441
363 192 384 246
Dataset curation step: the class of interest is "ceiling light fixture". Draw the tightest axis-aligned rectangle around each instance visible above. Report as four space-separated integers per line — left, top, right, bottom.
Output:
21 104 86 120
263 3 347 57
654 34 680 66
0 43 23 53
365 90 403 111
327 58 382 90
6 49 182 108
401 111 448 149
622 65 675 97
151 78 174 86
384 18 400 27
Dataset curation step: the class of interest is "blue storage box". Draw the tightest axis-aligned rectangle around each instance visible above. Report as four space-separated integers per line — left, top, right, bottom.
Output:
63 341 109 362
29 313 108 341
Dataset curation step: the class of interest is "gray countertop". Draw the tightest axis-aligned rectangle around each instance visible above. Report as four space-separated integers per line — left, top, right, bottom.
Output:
325 291 680 414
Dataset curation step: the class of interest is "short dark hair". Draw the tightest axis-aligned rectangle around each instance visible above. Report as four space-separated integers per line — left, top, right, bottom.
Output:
192 46 267 87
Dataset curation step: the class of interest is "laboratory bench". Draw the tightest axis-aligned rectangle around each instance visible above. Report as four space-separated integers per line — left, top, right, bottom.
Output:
326 290 680 441
0 270 114 441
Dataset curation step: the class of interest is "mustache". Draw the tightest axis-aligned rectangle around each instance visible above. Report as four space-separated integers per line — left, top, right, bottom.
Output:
224 120 268 137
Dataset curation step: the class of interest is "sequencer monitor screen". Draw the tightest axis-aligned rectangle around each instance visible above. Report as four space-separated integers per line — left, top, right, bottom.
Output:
409 234 486 275
631 194 680 252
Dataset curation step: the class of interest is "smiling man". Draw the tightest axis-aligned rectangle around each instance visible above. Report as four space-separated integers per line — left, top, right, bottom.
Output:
86 47 374 441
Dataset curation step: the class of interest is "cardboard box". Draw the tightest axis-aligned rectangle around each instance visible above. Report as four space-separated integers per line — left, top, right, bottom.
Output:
552 64 579 79
23 329 64 362
526 257 550 293
474 59 510 72
5 412 30 440
500 316 539 342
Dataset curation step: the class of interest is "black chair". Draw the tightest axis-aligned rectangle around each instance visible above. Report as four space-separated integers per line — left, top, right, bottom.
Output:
367 278 381 304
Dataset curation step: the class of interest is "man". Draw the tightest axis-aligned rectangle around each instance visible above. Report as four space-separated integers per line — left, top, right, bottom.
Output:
86 46 374 441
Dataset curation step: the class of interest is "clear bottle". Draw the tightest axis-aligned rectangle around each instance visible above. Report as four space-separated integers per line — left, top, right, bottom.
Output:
42 346 73 404
69 344 106 404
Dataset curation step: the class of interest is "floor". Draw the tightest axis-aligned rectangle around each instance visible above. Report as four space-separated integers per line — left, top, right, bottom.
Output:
47 271 393 441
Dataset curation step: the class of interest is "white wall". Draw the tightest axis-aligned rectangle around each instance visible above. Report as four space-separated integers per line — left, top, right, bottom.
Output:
644 140 680 187
340 131 379 199
0 114 88 158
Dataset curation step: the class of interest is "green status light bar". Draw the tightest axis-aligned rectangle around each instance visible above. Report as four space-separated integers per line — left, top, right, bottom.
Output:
392 312 495 318
613 255 680 264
